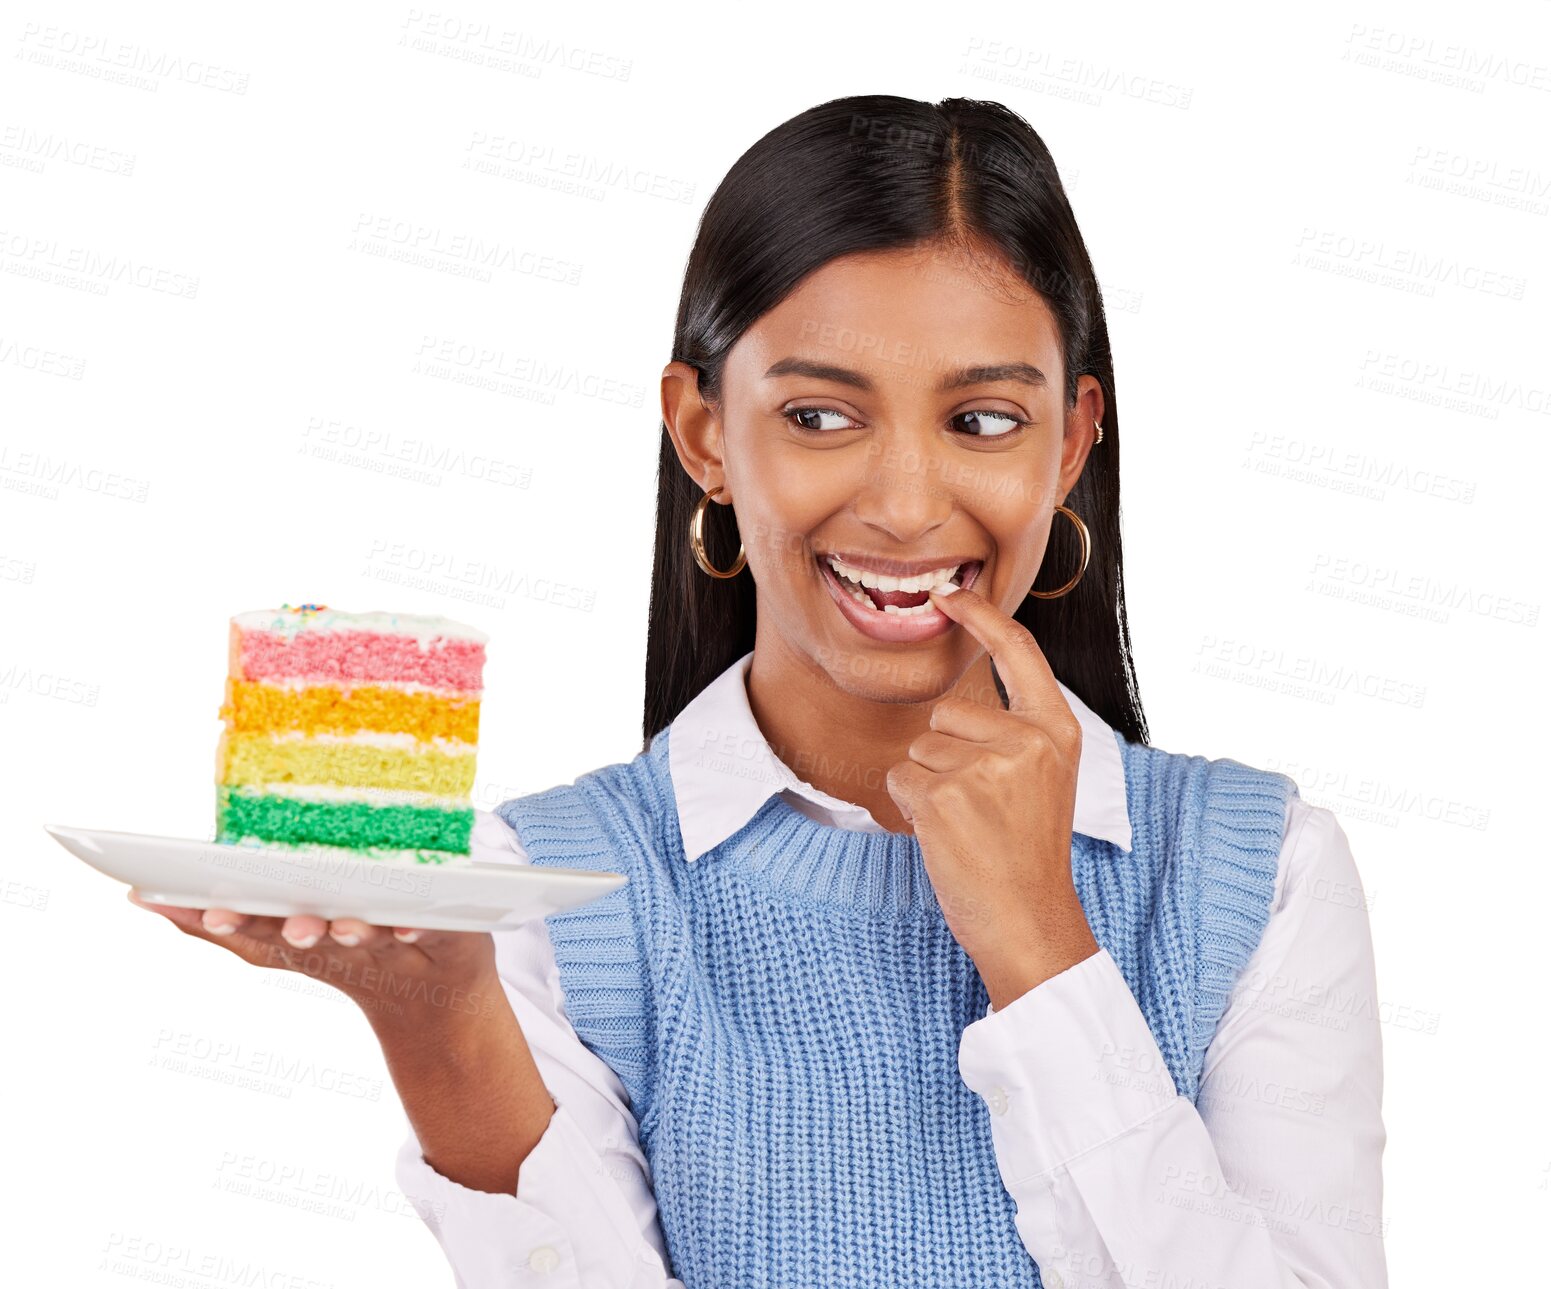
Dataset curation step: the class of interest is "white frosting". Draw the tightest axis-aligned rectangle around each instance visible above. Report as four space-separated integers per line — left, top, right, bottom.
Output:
232 606 489 645
219 835 472 865
254 729 475 755
234 676 481 697
233 782 470 809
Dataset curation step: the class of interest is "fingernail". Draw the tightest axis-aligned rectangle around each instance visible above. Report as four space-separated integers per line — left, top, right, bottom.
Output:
930 581 959 596
284 932 320 949
394 929 420 943
206 920 236 935
331 931 360 947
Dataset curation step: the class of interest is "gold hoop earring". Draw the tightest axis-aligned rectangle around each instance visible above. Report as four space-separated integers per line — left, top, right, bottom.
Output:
1093 417 1104 445
1026 504 1091 599
689 485 746 579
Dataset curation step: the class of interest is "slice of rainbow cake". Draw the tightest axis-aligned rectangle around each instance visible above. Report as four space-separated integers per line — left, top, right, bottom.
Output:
215 604 487 864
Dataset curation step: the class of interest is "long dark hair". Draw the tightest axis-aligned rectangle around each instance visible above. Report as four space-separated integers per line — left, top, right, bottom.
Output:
643 94 1147 749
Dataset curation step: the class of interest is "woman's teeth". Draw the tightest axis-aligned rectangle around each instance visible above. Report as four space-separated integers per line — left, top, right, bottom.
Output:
825 555 962 592
824 555 964 617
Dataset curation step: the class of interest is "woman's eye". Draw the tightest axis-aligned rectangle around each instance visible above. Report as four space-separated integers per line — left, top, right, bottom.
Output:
783 407 1028 436
954 410 1027 437
785 407 858 432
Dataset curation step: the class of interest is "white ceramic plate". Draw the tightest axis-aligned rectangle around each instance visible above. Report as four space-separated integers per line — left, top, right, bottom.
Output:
45 824 627 932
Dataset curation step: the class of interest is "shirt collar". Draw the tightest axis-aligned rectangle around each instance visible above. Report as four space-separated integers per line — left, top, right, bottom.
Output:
667 650 1133 863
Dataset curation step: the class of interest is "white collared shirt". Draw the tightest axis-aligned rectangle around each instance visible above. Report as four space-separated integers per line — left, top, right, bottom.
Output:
396 651 1387 1288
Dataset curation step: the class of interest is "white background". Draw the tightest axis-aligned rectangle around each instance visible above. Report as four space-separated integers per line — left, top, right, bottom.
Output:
3 0 1547 1283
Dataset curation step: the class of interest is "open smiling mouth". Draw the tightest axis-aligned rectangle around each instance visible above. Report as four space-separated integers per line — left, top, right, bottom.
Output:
823 554 982 613
815 552 984 642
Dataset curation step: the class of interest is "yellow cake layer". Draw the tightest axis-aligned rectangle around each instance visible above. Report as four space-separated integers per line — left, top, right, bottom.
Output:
220 677 480 742
216 730 476 795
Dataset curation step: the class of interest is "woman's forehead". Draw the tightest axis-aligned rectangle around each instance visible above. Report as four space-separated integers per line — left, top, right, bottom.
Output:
725 252 1060 391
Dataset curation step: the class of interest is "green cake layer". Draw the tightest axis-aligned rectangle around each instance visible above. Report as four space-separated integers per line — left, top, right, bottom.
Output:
216 786 473 854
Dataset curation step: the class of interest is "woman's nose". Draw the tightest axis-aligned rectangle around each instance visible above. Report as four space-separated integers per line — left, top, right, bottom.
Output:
849 437 954 544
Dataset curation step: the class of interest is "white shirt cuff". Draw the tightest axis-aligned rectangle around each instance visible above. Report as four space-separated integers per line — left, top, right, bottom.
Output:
957 947 1179 1186
396 1101 675 1287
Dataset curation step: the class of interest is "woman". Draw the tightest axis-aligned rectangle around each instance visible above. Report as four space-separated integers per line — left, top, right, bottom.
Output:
132 95 1387 1288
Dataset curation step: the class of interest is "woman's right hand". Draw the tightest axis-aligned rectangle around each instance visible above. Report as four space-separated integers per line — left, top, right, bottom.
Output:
126 888 502 1028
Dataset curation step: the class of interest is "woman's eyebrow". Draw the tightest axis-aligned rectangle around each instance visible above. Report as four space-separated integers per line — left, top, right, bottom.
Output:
763 356 1048 392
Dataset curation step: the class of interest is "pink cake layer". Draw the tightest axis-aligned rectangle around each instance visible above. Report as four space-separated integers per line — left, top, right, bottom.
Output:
234 626 486 689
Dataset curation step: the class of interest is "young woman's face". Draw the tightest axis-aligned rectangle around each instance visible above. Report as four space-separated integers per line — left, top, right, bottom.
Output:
676 238 1102 704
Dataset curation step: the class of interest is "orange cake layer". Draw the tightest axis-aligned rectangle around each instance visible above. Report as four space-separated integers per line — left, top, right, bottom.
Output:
219 678 480 742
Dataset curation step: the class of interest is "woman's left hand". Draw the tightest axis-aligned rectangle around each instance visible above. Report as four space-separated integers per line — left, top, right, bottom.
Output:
885 583 1102 1011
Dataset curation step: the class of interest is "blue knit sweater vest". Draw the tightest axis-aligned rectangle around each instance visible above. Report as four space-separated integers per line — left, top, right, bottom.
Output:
496 725 1296 1289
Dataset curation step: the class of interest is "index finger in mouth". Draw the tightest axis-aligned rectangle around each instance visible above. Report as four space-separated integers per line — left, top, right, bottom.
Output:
926 582 1065 720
